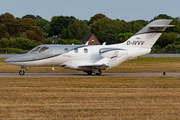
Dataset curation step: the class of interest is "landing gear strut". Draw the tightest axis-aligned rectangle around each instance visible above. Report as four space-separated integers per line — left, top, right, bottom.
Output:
19 66 25 76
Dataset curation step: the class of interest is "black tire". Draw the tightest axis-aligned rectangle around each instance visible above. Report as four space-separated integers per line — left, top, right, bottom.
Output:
87 71 92 75
96 70 101 75
19 70 25 76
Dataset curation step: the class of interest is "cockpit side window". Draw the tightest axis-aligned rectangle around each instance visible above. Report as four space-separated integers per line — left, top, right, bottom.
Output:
39 47 49 52
29 47 40 53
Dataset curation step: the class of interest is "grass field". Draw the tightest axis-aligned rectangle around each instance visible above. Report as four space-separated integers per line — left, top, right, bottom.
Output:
1 57 180 73
1 57 180 119
0 77 180 119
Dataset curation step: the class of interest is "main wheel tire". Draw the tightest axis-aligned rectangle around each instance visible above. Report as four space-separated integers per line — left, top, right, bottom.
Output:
19 70 25 76
96 70 102 75
87 71 92 75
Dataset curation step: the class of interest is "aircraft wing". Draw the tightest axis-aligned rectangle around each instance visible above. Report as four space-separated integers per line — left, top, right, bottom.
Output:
78 51 120 70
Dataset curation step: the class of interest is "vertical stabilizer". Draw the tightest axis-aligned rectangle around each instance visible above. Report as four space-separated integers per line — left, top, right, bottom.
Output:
122 19 174 49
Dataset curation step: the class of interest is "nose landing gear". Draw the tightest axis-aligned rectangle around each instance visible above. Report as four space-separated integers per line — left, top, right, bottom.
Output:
19 66 26 76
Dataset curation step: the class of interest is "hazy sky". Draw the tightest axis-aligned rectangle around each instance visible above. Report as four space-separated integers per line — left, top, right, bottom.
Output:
0 0 179 21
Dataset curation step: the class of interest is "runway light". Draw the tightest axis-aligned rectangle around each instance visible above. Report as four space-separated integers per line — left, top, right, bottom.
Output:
163 71 166 77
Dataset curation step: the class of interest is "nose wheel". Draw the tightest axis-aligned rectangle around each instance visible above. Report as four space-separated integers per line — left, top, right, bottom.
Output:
19 70 25 76
19 66 26 76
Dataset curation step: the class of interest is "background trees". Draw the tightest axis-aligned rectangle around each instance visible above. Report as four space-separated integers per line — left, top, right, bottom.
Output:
0 13 17 37
1 12 180 52
22 14 50 36
90 18 129 44
116 33 134 43
61 20 90 40
0 36 41 50
89 13 106 24
155 32 177 48
0 23 8 38
22 14 43 20
0 13 44 42
49 16 76 36
17 18 44 42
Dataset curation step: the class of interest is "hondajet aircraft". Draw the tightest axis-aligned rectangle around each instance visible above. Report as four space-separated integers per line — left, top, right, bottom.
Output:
4 19 174 76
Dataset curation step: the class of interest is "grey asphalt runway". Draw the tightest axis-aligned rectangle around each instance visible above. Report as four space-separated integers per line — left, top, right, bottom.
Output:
0 72 180 77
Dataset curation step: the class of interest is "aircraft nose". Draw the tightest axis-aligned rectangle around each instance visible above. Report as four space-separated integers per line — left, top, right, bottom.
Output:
4 58 9 63
4 57 16 63
4 54 25 64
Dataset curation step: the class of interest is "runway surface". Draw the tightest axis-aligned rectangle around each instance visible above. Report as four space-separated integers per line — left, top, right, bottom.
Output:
0 72 180 77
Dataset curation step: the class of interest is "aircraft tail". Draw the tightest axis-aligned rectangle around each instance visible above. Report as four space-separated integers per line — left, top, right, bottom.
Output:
122 19 174 49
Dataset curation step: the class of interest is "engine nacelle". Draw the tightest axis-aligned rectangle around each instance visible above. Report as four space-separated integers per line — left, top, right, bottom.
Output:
99 48 127 58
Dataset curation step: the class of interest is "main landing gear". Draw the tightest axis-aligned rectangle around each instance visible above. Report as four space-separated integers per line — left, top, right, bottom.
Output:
85 70 102 76
95 70 102 75
19 66 26 76
87 71 92 75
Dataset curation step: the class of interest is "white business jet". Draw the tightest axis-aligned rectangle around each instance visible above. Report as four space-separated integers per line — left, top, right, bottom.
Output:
4 19 174 76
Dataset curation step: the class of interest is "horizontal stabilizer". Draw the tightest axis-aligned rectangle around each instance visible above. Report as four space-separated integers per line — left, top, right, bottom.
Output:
149 25 175 28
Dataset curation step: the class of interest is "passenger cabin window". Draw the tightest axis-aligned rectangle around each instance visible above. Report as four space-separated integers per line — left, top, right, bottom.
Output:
39 47 49 52
64 48 68 53
74 48 78 53
29 47 40 53
84 48 88 53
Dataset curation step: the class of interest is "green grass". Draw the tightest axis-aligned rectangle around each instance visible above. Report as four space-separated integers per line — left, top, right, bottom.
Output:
0 58 6 62
105 57 180 72
0 77 180 119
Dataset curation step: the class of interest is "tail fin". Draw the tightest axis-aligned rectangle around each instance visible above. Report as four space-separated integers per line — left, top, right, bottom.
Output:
122 19 174 49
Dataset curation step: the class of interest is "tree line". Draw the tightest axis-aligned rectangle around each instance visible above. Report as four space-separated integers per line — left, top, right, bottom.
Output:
0 13 180 51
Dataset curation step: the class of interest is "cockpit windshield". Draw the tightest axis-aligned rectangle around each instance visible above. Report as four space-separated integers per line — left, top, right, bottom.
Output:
29 47 41 53
39 47 49 52
29 46 49 53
